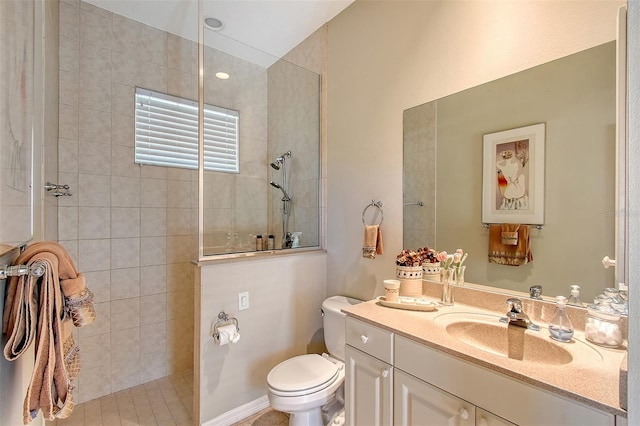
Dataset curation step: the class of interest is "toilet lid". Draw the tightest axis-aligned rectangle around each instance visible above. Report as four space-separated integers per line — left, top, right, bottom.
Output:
267 354 340 394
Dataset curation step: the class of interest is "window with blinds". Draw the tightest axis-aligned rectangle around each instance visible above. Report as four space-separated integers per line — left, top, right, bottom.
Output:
134 87 239 173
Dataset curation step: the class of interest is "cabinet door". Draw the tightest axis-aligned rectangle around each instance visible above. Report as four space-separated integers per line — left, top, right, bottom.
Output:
345 345 393 426
476 408 516 426
394 369 474 426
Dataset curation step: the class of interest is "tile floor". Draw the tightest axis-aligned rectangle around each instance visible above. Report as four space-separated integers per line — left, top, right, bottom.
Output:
46 370 288 426
48 371 194 426
231 408 289 426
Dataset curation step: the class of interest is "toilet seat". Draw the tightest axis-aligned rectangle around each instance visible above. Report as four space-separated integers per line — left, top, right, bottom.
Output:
267 354 341 397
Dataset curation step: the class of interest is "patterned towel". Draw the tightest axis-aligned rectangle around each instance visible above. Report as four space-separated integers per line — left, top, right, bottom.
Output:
2 242 95 423
488 224 533 266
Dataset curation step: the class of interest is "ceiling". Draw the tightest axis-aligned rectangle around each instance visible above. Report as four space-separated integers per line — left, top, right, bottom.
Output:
84 0 354 67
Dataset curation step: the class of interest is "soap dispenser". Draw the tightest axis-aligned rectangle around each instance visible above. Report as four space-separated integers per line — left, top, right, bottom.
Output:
567 285 582 307
549 296 574 342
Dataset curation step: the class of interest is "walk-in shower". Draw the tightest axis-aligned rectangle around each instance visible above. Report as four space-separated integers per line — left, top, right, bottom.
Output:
199 19 321 256
270 151 293 248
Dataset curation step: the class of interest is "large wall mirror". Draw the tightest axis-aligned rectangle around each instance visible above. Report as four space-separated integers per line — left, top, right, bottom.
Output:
403 41 618 302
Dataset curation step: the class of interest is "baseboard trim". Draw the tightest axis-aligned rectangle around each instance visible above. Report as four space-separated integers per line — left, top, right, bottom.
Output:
202 395 271 426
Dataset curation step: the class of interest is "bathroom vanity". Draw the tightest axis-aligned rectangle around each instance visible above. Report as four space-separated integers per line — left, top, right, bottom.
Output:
343 285 627 426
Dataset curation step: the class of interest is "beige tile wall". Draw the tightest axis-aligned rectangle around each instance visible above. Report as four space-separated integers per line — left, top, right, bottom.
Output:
58 0 198 403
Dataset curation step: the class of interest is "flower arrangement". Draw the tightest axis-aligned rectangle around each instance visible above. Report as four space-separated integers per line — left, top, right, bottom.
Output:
396 247 438 267
436 248 468 273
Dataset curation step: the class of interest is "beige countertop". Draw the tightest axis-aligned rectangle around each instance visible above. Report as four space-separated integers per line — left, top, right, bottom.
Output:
342 283 627 417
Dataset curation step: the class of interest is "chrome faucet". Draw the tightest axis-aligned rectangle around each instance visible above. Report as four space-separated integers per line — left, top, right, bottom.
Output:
283 232 293 249
500 298 540 331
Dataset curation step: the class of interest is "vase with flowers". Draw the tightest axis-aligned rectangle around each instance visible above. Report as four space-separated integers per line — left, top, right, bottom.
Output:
436 249 468 283
436 249 468 305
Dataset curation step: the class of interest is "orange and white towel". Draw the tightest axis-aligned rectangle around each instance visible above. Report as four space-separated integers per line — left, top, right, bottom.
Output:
488 224 533 266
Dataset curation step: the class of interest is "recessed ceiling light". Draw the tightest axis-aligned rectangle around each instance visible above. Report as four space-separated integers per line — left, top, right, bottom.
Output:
216 72 230 80
204 17 224 31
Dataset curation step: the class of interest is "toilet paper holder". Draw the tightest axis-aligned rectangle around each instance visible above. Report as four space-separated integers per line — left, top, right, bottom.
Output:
212 311 239 340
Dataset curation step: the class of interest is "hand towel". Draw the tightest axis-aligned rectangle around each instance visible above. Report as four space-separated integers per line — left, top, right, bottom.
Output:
488 224 533 266
2 241 95 423
363 224 384 258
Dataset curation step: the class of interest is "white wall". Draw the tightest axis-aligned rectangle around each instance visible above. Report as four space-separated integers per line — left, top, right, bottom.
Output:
196 251 327 423
327 0 635 420
326 0 625 303
626 2 639 424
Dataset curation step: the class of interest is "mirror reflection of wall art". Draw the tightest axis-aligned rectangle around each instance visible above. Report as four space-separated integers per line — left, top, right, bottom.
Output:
482 123 545 225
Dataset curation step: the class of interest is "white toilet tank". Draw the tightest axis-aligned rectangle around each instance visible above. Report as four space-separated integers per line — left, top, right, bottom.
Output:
322 296 362 361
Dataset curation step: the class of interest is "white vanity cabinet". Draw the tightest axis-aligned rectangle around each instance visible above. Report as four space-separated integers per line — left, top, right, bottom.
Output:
475 408 517 426
345 317 617 426
345 346 393 426
395 335 615 426
394 368 475 426
345 317 394 426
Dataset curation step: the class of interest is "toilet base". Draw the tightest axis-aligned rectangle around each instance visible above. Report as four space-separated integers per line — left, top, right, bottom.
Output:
289 407 323 426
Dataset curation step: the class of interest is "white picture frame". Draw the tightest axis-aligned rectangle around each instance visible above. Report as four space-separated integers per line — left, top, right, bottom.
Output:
482 123 545 225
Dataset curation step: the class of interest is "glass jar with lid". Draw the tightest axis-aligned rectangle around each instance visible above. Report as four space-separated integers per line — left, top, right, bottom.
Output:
585 296 623 347
603 288 628 315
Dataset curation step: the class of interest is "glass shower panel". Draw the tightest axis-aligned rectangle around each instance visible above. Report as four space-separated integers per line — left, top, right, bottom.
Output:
201 27 320 256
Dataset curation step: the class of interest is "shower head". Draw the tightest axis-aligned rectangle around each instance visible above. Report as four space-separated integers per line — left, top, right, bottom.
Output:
270 159 282 170
270 151 292 170
270 181 290 200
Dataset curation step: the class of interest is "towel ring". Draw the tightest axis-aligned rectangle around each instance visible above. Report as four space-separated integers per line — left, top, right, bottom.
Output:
362 200 383 226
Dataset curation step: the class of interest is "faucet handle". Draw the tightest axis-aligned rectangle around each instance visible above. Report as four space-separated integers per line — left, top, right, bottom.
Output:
529 285 542 299
506 298 523 313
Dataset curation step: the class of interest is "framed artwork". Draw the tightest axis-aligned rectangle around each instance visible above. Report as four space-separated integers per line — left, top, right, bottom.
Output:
482 123 545 225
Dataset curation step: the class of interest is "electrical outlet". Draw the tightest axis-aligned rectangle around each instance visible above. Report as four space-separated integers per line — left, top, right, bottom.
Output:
239 291 249 310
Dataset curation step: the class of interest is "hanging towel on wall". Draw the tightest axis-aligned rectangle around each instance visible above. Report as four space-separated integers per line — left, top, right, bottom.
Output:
488 224 533 266
363 224 384 258
2 242 95 424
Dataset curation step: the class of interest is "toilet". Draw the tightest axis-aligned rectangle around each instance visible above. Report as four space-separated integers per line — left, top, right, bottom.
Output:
267 295 361 426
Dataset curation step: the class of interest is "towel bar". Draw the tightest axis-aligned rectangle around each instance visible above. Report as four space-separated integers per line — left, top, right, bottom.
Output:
0 262 47 280
482 223 544 230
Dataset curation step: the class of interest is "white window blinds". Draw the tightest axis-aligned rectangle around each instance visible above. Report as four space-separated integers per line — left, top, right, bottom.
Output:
134 87 239 173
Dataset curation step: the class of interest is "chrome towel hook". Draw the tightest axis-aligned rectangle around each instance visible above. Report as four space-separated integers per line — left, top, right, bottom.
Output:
45 182 72 197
